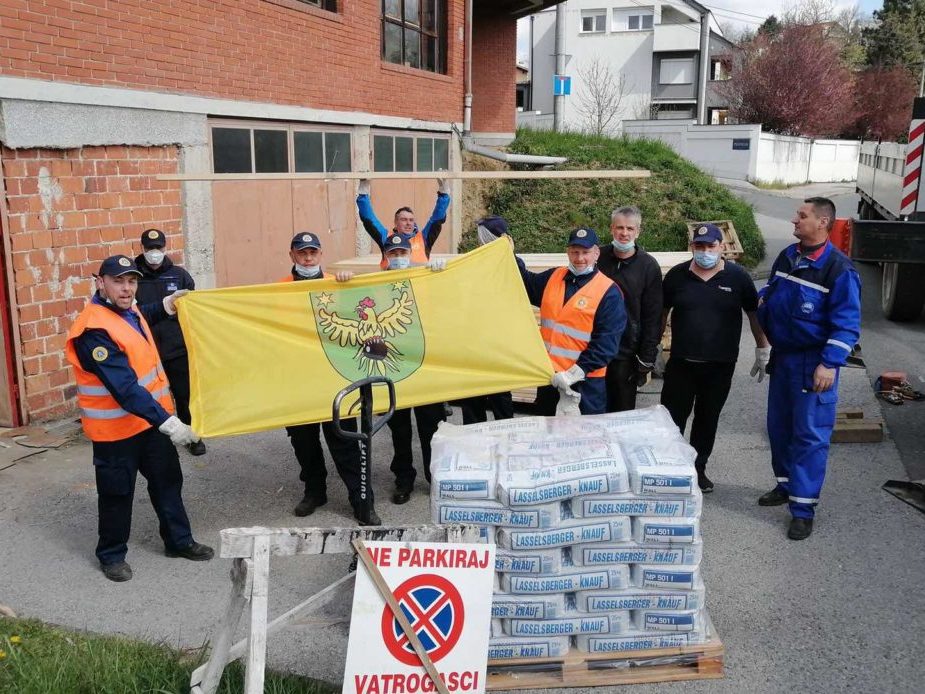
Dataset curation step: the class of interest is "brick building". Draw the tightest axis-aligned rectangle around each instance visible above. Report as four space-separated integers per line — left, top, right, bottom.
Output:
0 0 564 425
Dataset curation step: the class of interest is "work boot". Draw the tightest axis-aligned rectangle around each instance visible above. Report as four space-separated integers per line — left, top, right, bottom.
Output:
697 472 714 494
294 494 327 517
758 487 789 506
101 561 132 582
787 517 813 540
392 483 413 505
165 541 214 561
186 440 207 456
354 503 382 527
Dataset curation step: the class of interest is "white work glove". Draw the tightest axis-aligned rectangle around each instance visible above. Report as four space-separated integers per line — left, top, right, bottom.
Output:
162 289 190 316
437 177 450 195
555 387 582 416
158 415 200 446
750 346 772 383
550 364 585 390
426 258 447 272
358 178 371 196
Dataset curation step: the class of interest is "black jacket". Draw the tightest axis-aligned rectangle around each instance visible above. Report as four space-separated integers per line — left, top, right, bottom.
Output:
596 244 663 364
133 254 196 362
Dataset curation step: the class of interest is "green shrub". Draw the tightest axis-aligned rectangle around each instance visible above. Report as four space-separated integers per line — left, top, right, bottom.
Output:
461 129 764 267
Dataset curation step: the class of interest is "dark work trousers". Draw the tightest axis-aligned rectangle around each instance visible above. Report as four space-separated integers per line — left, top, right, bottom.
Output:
605 359 638 413
459 392 514 425
162 355 192 426
286 418 369 507
660 358 736 473
93 427 194 566
534 377 607 416
388 403 447 489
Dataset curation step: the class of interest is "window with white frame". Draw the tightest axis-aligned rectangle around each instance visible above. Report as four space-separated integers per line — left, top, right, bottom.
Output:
659 58 695 85
580 9 607 33
613 7 653 31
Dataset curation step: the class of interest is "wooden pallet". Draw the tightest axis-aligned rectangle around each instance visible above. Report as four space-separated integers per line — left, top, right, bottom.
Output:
832 408 884 443
687 220 744 260
485 637 724 690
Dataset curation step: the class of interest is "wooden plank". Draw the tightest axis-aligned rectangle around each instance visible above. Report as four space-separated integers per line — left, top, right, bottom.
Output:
485 639 724 690
192 559 250 694
329 252 691 276
219 525 483 559
244 538 270 694
831 419 884 443
837 408 865 420
159 170 651 182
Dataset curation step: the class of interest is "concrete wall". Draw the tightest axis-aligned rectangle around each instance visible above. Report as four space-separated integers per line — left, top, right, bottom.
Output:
755 135 859 185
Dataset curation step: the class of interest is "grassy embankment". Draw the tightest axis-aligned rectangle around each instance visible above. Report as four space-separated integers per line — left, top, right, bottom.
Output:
0 616 335 694
460 129 764 267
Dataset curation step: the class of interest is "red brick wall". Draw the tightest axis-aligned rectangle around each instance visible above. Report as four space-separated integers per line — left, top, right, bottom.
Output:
471 8 517 134
0 0 465 124
1 145 182 420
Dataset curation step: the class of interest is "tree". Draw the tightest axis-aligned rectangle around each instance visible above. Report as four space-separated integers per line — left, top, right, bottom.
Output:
574 57 632 136
757 15 782 37
863 0 925 72
849 66 918 140
721 24 855 136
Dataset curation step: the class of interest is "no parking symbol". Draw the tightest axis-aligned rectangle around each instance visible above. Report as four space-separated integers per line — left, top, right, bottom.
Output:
344 542 495 694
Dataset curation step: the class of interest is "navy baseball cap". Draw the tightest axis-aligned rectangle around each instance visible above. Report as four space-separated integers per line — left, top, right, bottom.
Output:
98 255 142 278
141 228 166 249
384 234 412 252
567 227 599 248
291 232 322 250
477 216 509 237
691 223 723 244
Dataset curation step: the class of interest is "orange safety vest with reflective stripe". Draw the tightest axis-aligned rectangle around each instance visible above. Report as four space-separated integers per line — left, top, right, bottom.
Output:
278 271 333 282
378 233 428 270
539 267 614 378
64 303 175 442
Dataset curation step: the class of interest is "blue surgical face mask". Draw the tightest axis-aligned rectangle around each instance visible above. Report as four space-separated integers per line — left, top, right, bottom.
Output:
612 239 635 253
388 256 411 271
568 263 595 276
693 250 720 269
294 263 321 278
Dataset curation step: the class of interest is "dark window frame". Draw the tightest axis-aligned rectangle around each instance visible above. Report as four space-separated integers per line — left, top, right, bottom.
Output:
371 131 451 173
208 120 354 174
381 0 447 74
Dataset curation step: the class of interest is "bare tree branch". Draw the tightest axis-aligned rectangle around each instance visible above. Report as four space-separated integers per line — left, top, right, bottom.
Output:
574 57 632 136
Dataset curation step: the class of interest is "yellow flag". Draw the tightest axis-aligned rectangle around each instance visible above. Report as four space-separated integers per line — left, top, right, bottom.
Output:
179 240 553 437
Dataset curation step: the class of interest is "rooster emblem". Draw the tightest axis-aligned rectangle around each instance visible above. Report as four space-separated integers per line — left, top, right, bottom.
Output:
316 290 417 377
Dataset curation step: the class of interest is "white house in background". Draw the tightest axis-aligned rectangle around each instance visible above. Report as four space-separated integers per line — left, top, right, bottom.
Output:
522 0 734 133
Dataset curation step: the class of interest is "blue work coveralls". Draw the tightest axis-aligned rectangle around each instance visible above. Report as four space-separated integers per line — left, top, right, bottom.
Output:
757 241 861 519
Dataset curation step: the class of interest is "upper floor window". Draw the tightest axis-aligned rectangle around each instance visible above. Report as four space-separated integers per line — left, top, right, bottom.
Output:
581 9 607 33
210 122 352 174
300 0 337 10
613 7 653 31
382 0 447 73
659 58 695 85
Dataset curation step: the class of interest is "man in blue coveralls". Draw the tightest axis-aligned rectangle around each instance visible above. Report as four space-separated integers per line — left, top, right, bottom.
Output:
356 177 450 270
757 197 861 540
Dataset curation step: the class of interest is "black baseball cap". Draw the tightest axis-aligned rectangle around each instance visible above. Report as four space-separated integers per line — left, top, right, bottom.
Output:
291 232 322 250
141 228 166 249
568 227 599 248
691 223 724 244
384 234 412 252
98 255 143 278
477 216 509 237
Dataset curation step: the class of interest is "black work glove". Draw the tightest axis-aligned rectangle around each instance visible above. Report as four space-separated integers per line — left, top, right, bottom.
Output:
632 357 654 388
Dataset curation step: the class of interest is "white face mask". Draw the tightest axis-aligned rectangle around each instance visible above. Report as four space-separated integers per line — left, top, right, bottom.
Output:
568 263 594 276
294 263 322 278
143 249 165 266
477 225 499 246
388 256 411 271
